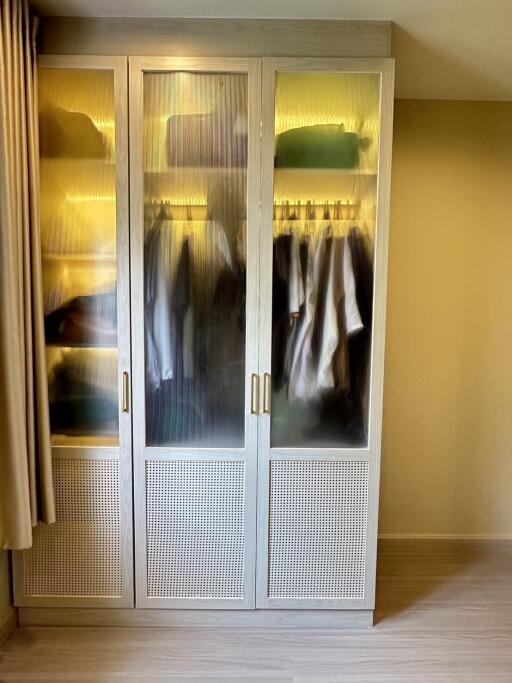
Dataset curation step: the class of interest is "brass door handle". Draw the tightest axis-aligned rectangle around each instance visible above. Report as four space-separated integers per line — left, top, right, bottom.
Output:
122 371 130 413
250 373 260 415
263 373 271 414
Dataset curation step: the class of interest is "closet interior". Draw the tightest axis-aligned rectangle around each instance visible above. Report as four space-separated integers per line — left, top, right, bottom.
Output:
270 71 379 449
14 26 394 628
40 68 119 445
143 71 248 449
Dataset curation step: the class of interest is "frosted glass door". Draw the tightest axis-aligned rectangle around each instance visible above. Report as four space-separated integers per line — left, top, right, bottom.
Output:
270 71 381 449
39 68 120 446
131 58 260 609
143 71 248 448
14 57 133 609
257 58 394 611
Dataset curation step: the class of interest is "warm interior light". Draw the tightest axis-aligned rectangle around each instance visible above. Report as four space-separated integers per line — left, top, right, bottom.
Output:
48 346 117 354
92 119 115 129
65 194 116 203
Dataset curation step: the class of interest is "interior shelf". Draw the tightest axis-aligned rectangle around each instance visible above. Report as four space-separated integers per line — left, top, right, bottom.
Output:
274 167 377 175
51 433 119 448
46 342 117 349
42 253 116 262
144 166 248 176
143 167 376 177
40 157 115 166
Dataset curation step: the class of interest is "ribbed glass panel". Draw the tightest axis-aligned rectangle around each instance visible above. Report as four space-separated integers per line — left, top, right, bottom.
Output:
143 72 248 448
38 68 118 446
270 72 381 448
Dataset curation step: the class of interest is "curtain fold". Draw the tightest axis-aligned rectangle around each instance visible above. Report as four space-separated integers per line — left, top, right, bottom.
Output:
0 0 55 550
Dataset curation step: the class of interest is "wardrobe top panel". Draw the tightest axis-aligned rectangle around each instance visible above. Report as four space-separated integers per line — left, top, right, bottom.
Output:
38 18 391 59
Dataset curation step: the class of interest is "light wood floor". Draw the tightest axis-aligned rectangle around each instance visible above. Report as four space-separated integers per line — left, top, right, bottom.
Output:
1 539 512 682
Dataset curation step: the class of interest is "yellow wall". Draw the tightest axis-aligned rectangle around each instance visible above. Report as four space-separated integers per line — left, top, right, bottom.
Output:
380 100 512 536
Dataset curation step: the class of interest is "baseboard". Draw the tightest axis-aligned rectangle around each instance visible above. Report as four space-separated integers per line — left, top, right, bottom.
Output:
19 607 373 629
378 533 512 540
0 608 17 646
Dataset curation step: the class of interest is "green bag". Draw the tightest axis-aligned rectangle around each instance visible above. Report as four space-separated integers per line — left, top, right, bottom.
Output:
275 124 360 169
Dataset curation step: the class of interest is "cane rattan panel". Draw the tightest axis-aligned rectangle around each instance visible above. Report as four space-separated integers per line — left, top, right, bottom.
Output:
146 459 246 599
23 459 122 597
268 460 369 600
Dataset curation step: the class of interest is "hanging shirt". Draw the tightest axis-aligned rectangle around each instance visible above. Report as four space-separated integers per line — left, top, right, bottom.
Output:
289 232 304 317
343 238 364 335
288 235 327 401
183 307 195 380
271 233 292 392
316 237 343 392
145 226 174 389
288 234 364 401
347 226 374 402
171 238 192 383
211 221 234 272
282 234 306 387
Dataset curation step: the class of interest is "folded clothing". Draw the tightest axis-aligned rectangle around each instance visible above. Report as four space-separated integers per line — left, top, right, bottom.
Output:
275 124 359 169
39 104 106 159
49 359 118 433
50 396 118 432
167 112 247 167
45 290 117 346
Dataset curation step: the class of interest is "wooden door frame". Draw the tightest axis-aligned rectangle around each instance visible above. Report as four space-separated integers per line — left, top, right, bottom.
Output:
256 57 395 610
128 56 262 609
14 54 134 609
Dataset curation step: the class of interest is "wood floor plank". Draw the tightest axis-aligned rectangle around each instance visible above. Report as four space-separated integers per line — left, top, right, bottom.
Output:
1 540 512 681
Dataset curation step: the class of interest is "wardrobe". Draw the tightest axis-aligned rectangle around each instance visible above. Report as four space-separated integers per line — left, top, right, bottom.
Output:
14 20 394 628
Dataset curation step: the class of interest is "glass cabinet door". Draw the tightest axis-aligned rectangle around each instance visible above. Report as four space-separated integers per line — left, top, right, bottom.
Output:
131 58 260 609
39 67 120 446
15 57 133 609
142 70 248 448
269 70 381 449
257 58 394 610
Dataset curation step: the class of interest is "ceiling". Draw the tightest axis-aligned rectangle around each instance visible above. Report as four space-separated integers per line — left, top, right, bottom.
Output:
30 0 512 101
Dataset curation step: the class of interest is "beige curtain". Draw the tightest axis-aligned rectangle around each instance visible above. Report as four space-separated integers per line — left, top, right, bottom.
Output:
0 0 55 550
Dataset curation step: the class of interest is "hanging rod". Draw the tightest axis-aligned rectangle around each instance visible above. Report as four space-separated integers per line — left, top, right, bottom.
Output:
274 200 359 207
145 200 207 207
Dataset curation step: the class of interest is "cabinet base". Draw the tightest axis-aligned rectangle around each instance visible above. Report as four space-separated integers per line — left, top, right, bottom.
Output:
19 607 373 629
